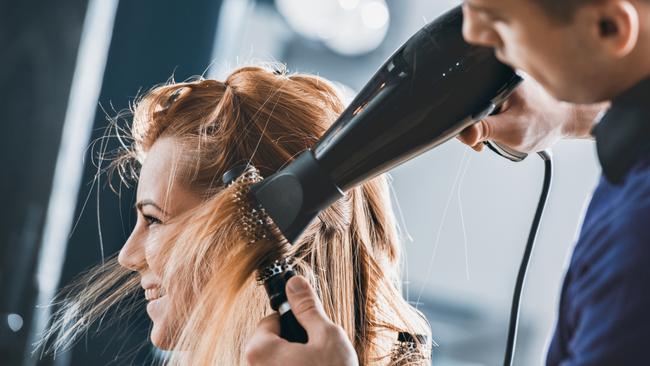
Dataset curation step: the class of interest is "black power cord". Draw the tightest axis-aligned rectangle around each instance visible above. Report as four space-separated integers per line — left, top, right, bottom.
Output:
503 150 553 366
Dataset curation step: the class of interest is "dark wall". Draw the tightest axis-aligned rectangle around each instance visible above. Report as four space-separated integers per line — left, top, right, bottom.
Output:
0 1 88 365
1 0 223 365
51 1 223 364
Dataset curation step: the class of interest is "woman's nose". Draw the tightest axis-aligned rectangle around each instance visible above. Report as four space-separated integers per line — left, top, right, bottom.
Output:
462 5 501 48
118 229 146 271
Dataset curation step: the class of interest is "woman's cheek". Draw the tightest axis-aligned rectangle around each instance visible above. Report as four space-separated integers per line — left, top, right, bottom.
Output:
144 230 167 274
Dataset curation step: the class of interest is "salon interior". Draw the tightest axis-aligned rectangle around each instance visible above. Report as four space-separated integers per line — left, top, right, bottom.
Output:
1 0 600 365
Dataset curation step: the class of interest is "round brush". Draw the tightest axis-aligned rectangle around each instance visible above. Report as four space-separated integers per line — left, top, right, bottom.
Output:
222 165 308 343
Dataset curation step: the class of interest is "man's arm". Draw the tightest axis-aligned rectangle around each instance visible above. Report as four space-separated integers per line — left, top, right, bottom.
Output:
458 77 608 153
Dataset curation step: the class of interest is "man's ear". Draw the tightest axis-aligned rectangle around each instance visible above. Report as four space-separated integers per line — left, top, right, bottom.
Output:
592 0 640 58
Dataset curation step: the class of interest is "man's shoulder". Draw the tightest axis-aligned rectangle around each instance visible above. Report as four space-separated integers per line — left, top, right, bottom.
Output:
577 157 650 268
597 162 650 270
616 152 650 215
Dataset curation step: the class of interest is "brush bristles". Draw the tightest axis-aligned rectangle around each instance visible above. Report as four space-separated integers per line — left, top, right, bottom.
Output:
228 166 269 244
389 333 432 365
256 257 295 284
228 165 293 277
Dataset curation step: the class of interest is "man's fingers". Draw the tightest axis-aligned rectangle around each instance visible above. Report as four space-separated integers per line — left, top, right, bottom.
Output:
459 120 492 147
456 134 485 151
248 313 282 347
285 276 332 337
471 143 484 152
246 313 285 365
458 124 480 146
259 312 282 335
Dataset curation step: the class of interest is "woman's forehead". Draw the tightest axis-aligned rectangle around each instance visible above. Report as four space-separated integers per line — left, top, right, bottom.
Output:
136 137 198 213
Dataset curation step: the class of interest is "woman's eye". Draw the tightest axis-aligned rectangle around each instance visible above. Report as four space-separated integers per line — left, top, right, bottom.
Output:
143 214 162 226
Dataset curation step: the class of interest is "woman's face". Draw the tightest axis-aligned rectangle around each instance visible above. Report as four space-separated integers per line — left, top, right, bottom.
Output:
118 137 203 349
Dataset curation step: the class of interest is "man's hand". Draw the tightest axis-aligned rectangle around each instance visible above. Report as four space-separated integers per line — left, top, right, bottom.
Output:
245 276 359 366
458 77 607 153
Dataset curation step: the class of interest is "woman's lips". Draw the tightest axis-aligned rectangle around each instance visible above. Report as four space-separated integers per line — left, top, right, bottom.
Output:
142 284 167 320
144 287 165 301
146 293 166 318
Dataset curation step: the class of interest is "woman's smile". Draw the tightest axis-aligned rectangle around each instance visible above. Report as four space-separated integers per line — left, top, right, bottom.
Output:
144 286 165 301
146 293 168 319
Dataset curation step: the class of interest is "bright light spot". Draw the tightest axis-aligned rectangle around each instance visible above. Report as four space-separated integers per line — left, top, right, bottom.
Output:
276 0 339 40
278 0 390 56
361 1 389 29
317 28 334 40
7 314 23 332
339 0 359 10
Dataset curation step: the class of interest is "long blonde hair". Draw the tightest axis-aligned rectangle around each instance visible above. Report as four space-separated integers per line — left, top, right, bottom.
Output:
44 65 431 365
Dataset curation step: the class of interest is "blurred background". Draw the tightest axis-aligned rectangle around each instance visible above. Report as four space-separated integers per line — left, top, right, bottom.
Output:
1 0 600 365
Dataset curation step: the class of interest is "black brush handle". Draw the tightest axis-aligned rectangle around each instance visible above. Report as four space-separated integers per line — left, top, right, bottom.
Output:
484 141 528 162
265 270 308 343
280 309 308 343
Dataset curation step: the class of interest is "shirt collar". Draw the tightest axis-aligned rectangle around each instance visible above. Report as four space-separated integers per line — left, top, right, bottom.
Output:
592 76 650 185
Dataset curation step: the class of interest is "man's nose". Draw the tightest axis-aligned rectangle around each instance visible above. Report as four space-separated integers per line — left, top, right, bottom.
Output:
118 230 146 271
461 5 500 48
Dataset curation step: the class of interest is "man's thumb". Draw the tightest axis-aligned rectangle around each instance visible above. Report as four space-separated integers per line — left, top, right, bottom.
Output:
285 276 331 335
458 120 492 150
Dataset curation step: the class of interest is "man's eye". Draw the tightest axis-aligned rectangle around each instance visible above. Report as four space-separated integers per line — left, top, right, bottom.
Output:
143 215 162 226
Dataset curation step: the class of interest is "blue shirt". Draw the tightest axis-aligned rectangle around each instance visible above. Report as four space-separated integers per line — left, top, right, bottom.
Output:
546 77 650 365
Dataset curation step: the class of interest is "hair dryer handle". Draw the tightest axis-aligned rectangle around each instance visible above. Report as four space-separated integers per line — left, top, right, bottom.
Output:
484 141 528 162
480 82 529 162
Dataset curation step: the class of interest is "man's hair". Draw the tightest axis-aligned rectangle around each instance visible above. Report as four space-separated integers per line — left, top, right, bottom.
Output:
533 0 648 22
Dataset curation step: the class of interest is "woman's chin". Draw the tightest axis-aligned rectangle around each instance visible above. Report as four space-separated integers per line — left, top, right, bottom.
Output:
147 295 173 349
150 324 173 349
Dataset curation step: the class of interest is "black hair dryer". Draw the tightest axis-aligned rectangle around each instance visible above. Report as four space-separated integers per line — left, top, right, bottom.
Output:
245 5 526 343
252 5 525 244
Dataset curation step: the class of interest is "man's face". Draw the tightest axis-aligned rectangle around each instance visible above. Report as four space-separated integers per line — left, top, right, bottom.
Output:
462 0 610 103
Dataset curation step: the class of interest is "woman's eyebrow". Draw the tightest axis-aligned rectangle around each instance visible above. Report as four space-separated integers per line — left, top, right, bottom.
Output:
135 199 169 215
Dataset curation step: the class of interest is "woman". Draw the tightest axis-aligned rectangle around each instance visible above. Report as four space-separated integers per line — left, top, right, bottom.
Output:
44 65 431 365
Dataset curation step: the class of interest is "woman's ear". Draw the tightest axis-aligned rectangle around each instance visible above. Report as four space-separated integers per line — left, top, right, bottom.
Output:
593 0 640 58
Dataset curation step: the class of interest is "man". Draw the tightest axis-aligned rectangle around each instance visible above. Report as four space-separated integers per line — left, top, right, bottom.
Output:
245 0 650 364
